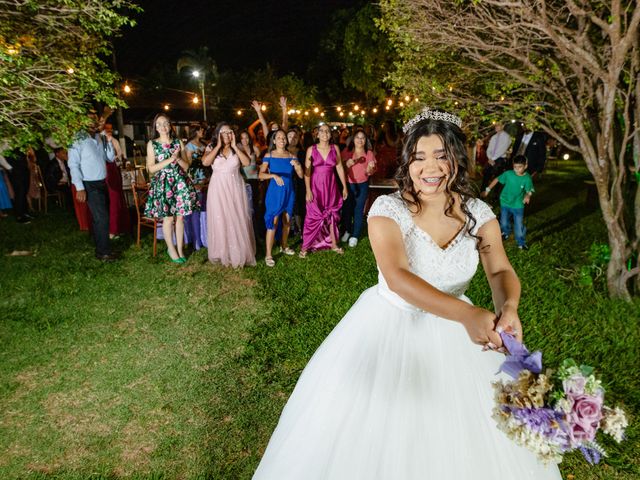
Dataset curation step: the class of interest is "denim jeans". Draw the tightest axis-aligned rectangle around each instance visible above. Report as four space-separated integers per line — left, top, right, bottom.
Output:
341 181 369 239
500 206 526 247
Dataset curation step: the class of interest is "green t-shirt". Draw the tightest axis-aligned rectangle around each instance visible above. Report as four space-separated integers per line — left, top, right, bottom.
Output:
498 170 534 208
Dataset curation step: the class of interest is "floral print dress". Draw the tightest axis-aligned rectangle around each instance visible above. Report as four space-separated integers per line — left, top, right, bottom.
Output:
144 139 200 218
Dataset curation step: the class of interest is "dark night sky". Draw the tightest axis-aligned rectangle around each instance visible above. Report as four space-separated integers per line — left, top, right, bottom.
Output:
114 0 358 78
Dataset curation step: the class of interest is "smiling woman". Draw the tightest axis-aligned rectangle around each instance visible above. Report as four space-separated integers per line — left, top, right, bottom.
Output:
252 111 562 480
201 121 256 268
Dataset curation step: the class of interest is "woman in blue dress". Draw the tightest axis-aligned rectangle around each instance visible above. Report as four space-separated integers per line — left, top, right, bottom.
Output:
258 129 303 267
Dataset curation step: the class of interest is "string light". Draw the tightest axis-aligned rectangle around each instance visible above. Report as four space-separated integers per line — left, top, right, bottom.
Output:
399 101 404 107
500 96 505 101
261 104 267 111
354 105 360 111
295 110 301 114
387 99 393 106
192 96 199 104
372 108 378 113
304 111 309 116
348 111 353 116
66 67 74 74
237 110 242 116
163 104 170 111
414 97 419 102
313 107 319 113
385 105 390 110
337 106 342 112
123 84 131 94
339 112 344 117
404 95 410 101
320 112 325 117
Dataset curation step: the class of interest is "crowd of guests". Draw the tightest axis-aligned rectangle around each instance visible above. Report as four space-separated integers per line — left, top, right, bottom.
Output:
143 98 401 267
0 101 547 265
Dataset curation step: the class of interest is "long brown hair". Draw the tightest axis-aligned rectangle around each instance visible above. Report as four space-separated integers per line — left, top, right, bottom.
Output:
395 117 481 245
151 113 176 140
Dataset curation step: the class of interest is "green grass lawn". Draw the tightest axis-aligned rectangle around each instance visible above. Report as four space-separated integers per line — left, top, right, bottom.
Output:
1 159 638 479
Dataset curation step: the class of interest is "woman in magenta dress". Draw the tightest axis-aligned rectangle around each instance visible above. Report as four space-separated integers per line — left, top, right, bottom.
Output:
299 124 349 257
202 122 256 268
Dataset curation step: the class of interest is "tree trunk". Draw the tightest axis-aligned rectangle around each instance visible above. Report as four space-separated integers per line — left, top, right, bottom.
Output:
594 175 632 300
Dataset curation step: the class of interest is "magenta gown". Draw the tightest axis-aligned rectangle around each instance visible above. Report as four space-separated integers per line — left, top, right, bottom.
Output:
206 152 256 267
301 145 343 251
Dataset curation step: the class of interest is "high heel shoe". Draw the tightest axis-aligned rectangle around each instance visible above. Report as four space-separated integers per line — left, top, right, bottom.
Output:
167 251 184 264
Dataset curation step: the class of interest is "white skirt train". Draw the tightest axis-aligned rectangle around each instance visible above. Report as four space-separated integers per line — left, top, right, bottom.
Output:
253 286 562 480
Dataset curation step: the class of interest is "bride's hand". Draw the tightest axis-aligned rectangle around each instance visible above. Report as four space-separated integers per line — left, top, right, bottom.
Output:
495 303 523 344
462 307 503 350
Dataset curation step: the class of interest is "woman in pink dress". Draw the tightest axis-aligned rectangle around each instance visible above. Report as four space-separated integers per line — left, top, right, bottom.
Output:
202 122 256 267
299 124 349 257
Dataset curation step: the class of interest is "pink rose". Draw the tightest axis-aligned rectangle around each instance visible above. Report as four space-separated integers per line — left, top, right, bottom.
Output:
568 422 595 446
568 394 603 445
563 375 586 395
166 190 173 198
162 143 171 149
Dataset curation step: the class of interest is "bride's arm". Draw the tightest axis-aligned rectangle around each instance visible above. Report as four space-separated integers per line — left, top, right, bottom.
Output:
477 219 523 342
368 216 502 347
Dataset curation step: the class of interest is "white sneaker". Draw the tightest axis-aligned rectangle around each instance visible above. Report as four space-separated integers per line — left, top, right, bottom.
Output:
341 232 350 242
348 237 358 247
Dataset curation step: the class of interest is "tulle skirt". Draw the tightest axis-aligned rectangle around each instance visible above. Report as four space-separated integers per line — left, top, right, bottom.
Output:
206 171 256 267
253 286 562 480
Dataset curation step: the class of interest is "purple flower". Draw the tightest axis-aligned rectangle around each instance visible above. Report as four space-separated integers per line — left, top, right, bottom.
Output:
563 375 586 395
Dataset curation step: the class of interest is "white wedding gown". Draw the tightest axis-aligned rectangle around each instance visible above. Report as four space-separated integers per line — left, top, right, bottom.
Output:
253 193 562 480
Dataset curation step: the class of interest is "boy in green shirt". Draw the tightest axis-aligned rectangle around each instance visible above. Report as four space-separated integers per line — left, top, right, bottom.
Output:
482 155 534 250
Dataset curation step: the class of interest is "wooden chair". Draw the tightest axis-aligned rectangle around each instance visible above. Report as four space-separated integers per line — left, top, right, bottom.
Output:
131 183 161 256
34 165 65 214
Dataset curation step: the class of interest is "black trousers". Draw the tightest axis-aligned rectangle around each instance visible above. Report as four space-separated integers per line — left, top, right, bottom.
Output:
7 161 29 218
481 157 507 190
83 180 111 256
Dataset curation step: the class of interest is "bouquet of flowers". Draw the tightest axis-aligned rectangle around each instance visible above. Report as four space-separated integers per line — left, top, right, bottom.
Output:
492 333 628 465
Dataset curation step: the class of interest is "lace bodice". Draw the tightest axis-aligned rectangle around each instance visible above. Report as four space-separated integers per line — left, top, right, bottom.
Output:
368 192 496 305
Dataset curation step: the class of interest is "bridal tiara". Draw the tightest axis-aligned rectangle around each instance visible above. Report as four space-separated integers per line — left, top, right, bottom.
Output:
402 108 463 133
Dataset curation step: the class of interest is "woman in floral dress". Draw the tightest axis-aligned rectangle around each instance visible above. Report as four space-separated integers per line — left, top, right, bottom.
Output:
144 113 200 263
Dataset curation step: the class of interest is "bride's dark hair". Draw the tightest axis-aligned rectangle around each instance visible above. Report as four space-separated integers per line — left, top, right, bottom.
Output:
395 118 481 245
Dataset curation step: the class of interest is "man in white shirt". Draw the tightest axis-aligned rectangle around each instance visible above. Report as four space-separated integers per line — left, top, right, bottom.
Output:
68 112 118 261
482 123 512 190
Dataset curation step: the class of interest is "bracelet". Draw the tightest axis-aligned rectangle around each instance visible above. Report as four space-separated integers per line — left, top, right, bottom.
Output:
485 187 491 192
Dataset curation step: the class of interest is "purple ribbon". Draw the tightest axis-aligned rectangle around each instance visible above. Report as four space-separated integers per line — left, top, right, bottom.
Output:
497 332 543 378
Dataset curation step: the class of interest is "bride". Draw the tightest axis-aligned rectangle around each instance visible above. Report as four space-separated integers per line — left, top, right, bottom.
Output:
253 110 561 479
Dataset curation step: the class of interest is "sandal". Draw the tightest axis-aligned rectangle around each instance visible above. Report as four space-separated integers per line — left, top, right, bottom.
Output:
331 246 344 255
280 246 295 256
265 256 275 267
298 250 308 259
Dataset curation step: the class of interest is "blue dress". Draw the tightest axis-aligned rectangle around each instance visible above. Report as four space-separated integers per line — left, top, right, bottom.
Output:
264 156 296 230
0 172 12 210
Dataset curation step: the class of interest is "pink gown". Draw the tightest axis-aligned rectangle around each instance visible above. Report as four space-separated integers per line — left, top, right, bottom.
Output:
301 145 343 251
206 152 256 267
